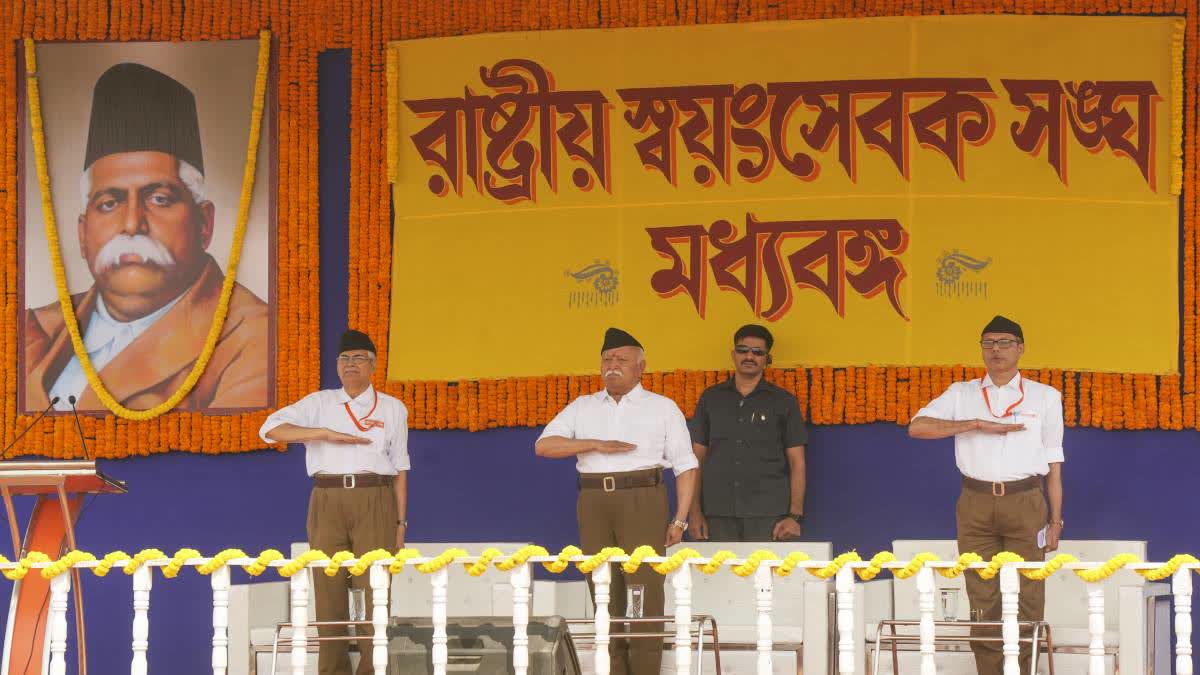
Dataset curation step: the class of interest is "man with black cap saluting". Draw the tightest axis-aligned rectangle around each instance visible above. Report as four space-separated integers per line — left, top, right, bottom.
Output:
688 324 809 542
536 328 698 675
260 330 409 675
24 62 268 413
908 315 1064 675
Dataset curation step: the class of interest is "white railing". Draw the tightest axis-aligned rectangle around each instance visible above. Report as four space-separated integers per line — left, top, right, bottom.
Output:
1 551 1195 675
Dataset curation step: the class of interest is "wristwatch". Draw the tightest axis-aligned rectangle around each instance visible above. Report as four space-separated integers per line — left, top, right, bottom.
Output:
670 519 688 532
788 513 805 524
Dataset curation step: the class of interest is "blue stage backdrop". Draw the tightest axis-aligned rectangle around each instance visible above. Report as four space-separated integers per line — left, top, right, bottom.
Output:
0 49 1195 675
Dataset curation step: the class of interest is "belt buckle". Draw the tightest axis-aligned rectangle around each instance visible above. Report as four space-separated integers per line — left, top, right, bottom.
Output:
343 474 356 489
602 476 616 492
992 481 1005 497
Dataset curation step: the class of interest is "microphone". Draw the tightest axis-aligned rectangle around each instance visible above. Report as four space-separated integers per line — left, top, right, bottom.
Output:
67 396 93 462
0 396 60 460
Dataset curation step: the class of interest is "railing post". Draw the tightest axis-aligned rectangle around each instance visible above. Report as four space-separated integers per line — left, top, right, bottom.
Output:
670 561 693 675
1000 565 1019 675
289 567 310 675
754 564 774 675
431 567 449 675
131 565 152 675
211 565 231 675
917 565 936 675
592 561 612 675
510 561 532 675
1086 583 1105 675
1175 568 1193 675
48 571 71 675
837 565 855 674
370 564 390 674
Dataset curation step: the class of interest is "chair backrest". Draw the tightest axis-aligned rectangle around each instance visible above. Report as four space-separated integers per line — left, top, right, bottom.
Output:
664 541 834 629
1042 540 1146 631
890 539 1148 630
291 541 534 618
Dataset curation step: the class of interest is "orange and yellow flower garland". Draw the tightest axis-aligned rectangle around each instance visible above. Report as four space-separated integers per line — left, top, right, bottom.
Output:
0 0 1195 458
24 31 271 421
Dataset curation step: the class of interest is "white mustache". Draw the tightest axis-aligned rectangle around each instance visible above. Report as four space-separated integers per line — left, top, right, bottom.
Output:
93 234 176 274
604 369 623 378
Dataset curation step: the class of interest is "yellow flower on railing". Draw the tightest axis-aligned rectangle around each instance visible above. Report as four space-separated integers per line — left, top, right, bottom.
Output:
1 548 1198 585
699 550 738 575
350 549 394 576
325 551 356 577
388 549 422 574
124 549 167 576
577 547 624 574
163 548 202 579
622 545 656 574
416 548 468 574
494 545 548 571
1139 554 1200 581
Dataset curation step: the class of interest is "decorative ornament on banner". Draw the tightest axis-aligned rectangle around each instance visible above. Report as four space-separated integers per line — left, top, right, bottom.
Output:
382 14 1194 432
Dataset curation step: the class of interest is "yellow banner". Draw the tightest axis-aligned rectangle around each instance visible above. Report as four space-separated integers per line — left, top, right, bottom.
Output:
387 15 1180 381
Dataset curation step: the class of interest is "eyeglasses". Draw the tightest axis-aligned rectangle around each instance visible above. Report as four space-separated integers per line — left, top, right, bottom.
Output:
980 339 1022 349
336 354 374 365
734 345 768 356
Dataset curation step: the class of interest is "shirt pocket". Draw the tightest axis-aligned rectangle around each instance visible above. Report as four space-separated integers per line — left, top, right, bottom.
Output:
624 417 662 454
747 408 779 442
1010 412 1044 449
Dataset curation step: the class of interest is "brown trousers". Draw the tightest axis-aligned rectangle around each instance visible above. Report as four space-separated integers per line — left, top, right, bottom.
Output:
578 477 669 675
956 485 1048 675
307 483 398 675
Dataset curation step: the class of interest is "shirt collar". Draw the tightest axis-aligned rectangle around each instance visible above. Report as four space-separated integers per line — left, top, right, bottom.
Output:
719 375 773 396
599 383 645 404
84 290 185 352
338 385 376 406
981 372 1022 391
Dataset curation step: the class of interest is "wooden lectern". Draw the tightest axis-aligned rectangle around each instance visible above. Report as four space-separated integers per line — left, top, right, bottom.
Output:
0 461 125 675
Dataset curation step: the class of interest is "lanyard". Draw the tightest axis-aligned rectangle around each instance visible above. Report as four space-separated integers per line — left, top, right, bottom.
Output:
982 377 1024 419
343 390 379 432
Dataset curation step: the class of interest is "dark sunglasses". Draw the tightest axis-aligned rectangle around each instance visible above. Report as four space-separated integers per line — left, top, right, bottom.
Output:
734 345 768 356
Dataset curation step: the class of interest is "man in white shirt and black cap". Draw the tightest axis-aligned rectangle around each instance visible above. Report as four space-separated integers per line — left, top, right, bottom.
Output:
259 329 409 675
908 315 1064 675
536 327 698 675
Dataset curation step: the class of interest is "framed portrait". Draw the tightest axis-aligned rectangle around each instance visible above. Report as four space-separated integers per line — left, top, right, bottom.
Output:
18 39 276 415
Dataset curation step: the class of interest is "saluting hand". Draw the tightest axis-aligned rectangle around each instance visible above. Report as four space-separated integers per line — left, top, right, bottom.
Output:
974 420 1025 434
595 440 637 453
322 429 372 444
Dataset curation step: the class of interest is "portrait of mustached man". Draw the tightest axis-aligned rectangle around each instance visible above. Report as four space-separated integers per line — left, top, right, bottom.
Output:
23 62 269 412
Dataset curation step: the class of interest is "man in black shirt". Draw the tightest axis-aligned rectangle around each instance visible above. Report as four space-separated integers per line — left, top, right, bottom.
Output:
687 324 809 542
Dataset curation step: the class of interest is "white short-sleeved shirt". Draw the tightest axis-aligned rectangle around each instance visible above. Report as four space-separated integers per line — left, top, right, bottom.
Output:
914 373 1064 482
538 384 699 475
259 385 410 477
